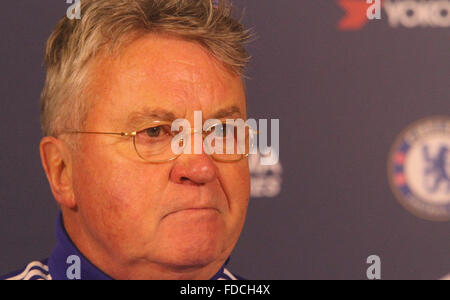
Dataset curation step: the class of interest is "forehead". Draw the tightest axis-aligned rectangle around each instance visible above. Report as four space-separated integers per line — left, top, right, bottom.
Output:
86 33 246 129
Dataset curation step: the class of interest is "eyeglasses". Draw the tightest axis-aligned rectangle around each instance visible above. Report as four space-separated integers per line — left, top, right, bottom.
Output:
62 120 257 164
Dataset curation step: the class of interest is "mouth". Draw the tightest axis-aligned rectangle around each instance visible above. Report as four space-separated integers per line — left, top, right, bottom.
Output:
163 207 220 219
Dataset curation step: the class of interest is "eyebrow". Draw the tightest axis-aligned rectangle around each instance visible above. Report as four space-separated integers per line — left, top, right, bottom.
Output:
211 106 242 119
125 108 178 129
124 105 243 130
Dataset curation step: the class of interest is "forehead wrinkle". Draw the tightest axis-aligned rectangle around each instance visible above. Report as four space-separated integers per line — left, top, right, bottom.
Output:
119 35 236 99
155 61 226 93
109 33 234 86
137 43 230 88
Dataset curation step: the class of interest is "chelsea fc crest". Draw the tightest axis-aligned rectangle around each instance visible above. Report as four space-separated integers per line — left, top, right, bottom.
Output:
388 116 450 222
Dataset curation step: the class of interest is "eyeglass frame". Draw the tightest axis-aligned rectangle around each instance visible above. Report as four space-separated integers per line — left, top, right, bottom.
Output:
61 120 257 164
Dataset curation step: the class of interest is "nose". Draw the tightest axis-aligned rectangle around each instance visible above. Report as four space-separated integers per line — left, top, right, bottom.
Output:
170 154 218 185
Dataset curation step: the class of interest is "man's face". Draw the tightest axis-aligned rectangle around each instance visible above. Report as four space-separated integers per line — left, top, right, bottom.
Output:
70 34 250 271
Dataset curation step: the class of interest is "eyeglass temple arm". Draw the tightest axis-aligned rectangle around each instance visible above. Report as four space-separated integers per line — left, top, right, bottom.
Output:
63 131 137 137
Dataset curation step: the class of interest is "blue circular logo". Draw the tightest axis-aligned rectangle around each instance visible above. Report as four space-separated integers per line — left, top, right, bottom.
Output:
388 116 450 221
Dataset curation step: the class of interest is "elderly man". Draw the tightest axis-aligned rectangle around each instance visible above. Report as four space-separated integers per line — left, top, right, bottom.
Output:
1 0 252 280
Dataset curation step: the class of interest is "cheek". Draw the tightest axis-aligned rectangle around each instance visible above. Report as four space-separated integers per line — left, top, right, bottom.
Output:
72 151 171 238
216 160 250 251
219 161 251 216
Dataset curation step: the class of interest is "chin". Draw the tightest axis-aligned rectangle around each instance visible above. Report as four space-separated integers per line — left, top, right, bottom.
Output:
155 236 225 269
155 212 228 268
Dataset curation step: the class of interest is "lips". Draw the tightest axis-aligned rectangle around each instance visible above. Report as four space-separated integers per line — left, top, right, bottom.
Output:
163 207 220 219
161 187 224 220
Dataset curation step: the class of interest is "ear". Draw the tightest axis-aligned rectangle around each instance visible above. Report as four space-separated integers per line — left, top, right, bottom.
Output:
40 136 76 209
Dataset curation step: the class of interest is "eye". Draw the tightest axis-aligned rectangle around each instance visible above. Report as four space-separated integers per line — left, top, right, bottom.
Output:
137 125 172 142
145 126 163 138
211 123 235 138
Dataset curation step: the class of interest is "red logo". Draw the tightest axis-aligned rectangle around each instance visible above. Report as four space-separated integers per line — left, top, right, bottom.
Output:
337 0 383 30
